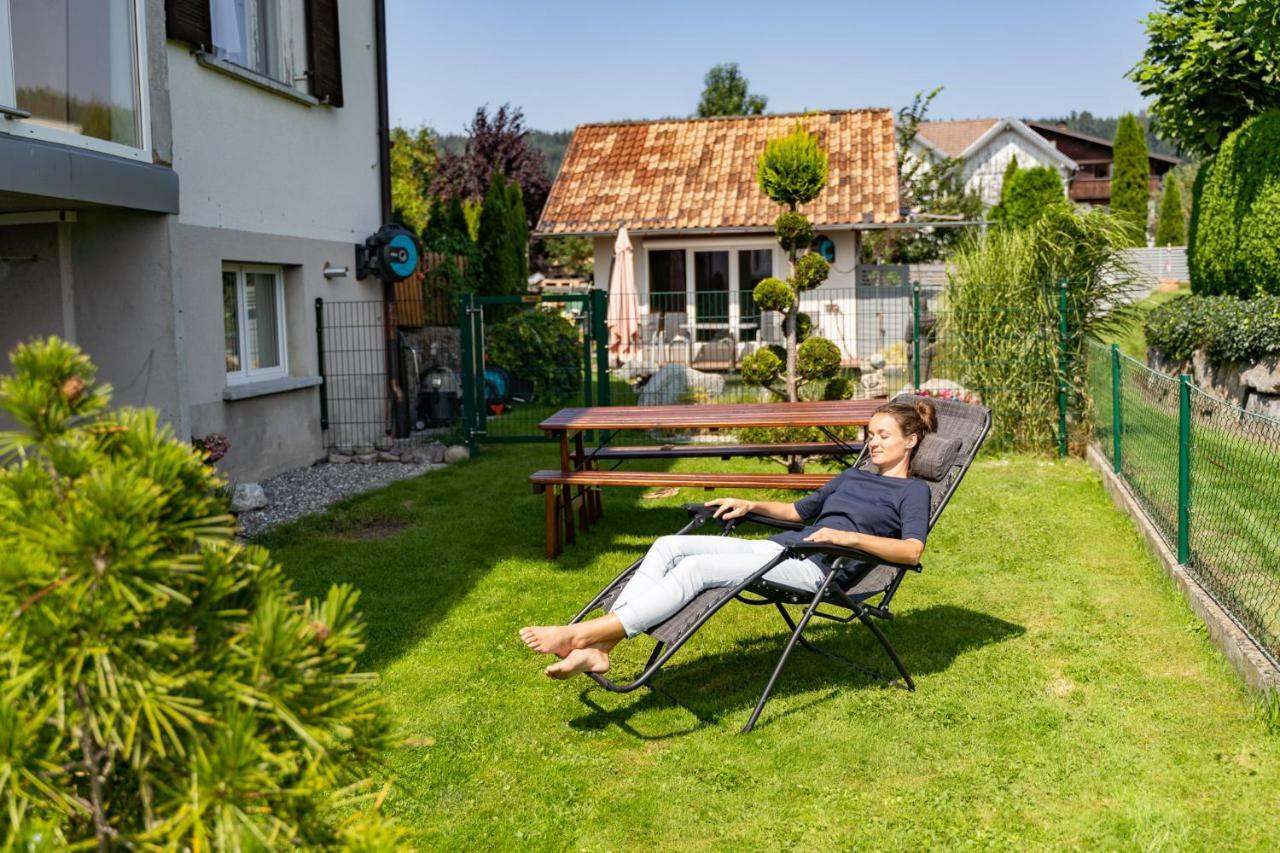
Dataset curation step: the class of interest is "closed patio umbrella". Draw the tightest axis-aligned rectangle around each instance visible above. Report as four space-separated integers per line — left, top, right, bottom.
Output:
606 225 640 364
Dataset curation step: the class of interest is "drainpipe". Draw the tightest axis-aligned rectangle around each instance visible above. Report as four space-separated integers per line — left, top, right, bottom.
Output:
374 0 409 437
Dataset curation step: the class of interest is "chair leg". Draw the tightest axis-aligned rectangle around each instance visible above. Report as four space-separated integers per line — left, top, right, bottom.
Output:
773 603 894 685
741 572 836 734
858 612 915 691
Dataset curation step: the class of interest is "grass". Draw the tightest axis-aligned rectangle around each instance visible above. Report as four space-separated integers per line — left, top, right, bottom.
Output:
257 445 1280 849
1115 284 1190 361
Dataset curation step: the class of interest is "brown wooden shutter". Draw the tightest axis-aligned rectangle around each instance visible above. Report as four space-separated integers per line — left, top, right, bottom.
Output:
165 0 212 50
305 0 344 107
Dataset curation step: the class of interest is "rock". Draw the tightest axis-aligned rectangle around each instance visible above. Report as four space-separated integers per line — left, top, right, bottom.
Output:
1245 392 1280 420
444 445 470 464
1191 350 1246 406
328 452 352 464
425 441 446 464
636 363 725 406
374 435 394 452
353 444 375 456
377 451 401 463
353 452 378 465
334 444 354 456
230 482 267 512
1241 357 1280 395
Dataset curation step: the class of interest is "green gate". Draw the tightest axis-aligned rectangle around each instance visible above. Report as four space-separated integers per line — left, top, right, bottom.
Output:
459 290 610 454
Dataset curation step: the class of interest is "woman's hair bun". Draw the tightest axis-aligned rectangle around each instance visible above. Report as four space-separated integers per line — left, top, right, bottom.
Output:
913 399 938 433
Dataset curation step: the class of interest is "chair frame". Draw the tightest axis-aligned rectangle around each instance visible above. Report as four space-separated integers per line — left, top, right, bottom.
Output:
568 398 991 734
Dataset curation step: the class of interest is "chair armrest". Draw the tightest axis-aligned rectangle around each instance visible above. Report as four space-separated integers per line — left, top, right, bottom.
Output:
786 541 920 572
682 503 806 532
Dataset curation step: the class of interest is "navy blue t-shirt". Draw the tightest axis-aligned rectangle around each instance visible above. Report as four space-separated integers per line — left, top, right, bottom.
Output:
769 468 931 580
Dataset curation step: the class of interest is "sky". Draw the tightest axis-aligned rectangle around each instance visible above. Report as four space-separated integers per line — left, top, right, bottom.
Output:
387 0 1161 134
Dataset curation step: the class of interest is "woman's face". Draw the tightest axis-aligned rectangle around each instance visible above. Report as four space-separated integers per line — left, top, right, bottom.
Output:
867 413 917 469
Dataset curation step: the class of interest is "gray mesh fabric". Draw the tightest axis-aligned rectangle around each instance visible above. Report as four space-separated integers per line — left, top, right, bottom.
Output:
909 434 963 481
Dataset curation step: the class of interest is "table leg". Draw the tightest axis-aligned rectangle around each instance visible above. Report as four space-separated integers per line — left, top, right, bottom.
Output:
561 484 576 548
573 433 591 530
544 487 559 558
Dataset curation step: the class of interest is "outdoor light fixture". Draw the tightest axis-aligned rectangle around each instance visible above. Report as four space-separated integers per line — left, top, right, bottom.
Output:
323 263 349 279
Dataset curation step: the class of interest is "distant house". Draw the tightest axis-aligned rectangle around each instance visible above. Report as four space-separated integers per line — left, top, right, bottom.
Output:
1025 122 1183 206
912 118 1077 207
535 110 901 366
0 0 388 481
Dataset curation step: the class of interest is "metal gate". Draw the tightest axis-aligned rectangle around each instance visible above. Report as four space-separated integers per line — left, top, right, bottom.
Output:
458 290 610 454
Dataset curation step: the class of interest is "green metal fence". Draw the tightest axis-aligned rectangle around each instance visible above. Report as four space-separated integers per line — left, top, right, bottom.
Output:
1087 340 1280 666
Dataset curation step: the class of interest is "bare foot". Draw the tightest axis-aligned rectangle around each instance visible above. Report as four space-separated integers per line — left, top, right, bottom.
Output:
518 625 578 657
544 647 610 680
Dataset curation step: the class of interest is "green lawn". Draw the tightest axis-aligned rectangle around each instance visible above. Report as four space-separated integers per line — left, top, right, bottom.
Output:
257 445 1280 849
1115 284 1191 361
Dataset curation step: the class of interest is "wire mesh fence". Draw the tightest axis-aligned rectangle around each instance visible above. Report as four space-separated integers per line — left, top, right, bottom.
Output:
1087 340 1280 666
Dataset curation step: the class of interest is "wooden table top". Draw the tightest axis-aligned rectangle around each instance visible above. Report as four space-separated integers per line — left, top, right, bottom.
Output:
539 400 881 431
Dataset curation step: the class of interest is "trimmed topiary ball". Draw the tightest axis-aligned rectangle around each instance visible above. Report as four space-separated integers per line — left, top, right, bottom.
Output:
752 277 796 311
740 347 784 386
822 376 853 400
796 312 813 343
757 123 829 208
791 253 830 291
797 336 841 380
774 211 815 252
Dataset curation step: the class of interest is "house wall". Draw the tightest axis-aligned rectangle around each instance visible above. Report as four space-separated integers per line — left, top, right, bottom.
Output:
961 127 1072 206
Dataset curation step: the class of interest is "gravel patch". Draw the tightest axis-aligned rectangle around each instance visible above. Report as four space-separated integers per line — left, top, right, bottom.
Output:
236 461 446 538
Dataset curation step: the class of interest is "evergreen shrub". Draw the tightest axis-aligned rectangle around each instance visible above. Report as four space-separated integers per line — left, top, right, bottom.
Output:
991 166 1067 229
1111 114 1151 245
752 277 795 311
773 211 814 251
1145 295 1280 363
1188 110 1280 297
1154 178 1186 247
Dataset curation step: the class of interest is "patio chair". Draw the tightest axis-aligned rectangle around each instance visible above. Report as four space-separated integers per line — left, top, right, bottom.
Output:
662 311 692 364
566 393 991 733
638 314 663 368
760 311 784 346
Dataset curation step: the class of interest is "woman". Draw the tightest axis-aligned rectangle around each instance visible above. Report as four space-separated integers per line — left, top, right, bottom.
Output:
519 399 936 680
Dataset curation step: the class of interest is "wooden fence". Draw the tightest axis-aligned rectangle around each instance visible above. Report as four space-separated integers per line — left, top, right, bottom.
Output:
393 252 469 326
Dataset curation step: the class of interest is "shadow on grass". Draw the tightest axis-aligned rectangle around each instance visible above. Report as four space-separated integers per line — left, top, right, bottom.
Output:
568 604 1024 738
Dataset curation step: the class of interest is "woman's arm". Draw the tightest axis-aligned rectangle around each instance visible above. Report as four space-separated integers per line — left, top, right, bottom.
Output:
705 497 803 522
802 528 925 565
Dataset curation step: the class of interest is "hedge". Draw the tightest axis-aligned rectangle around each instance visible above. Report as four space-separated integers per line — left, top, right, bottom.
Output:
1145 294 1280 363
1188 110 1280 297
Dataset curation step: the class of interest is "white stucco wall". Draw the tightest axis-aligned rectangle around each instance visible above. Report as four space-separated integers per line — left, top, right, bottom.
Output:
166 1 381 244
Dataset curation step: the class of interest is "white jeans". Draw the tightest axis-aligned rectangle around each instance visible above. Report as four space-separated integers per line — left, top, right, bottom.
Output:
610 535 826 637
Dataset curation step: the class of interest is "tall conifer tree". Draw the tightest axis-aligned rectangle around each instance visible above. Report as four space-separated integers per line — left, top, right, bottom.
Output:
1112 114 1150 246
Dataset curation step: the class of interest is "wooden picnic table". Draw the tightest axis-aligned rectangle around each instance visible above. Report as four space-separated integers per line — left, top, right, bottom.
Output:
533 400 880 556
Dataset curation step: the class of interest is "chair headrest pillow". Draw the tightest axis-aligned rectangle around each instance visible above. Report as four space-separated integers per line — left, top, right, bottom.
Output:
910 433 963 481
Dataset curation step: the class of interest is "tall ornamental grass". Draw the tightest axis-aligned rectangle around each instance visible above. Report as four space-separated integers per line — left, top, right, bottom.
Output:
943 207 1138 451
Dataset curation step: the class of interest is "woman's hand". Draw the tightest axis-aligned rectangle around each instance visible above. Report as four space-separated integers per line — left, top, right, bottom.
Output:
706 497 754 520
803 527 859 548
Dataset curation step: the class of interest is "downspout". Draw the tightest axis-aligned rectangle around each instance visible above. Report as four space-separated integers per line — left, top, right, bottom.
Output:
374 0 409 437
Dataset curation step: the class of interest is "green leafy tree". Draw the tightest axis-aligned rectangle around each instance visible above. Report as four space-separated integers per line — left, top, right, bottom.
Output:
0 338 400 849
1112 114 1151 245
1188 110 1280 297
390 125 437 235
696 63 767 117
1154 177 1186 246
544 236 594 277
1129 0 1280 156
739 123 840 421
990 166 1067 229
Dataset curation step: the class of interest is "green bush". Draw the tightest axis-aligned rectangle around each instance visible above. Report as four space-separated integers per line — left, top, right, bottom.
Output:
740 347 783 387
0 339 398 848
757 123 828 208
1188 110 1280 297
791 252 830 291
486 308 583 403
1145 294 1280 363
752 277 795 311
1155 178 1186 247
797 336 841 380
945 205 1139 451
773 211 814 251
991 166 1067 229
1111 114 1151 246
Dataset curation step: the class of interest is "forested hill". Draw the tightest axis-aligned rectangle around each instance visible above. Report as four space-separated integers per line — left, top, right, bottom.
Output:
437 130 574 182
1031 111 1184 158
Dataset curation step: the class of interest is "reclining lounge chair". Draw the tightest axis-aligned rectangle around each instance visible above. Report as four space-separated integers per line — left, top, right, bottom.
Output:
567 394 991 733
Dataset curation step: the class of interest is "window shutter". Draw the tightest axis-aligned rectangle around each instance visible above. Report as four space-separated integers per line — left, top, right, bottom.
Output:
305 0 344 107
165 0 212 50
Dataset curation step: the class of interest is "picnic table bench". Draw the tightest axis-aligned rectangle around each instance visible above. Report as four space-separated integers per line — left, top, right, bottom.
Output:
532 400 879 557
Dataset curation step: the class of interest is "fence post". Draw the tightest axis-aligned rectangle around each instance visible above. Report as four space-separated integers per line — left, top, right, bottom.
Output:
315 298 329 431
1057 280 1069 458
1110 344 1122 474
911 281 922 391
1177 373 1192 564
592 288 611 406
458 293 478 457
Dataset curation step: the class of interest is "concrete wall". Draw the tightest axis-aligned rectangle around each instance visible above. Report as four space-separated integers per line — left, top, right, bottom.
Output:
165 2 381 243
0 225 66 350
174 223 382 481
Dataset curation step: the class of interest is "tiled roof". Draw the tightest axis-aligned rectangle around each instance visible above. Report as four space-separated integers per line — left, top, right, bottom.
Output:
535 110 900 236
916 118 1000 158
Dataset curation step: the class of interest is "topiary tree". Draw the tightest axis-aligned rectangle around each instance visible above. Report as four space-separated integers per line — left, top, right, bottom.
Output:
1154 177 1186 246
1112 114 1151 245
999 155 1020 203
0 338 400 849
1188 110 1280 296
739 123 841 404
990 166 1067 229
